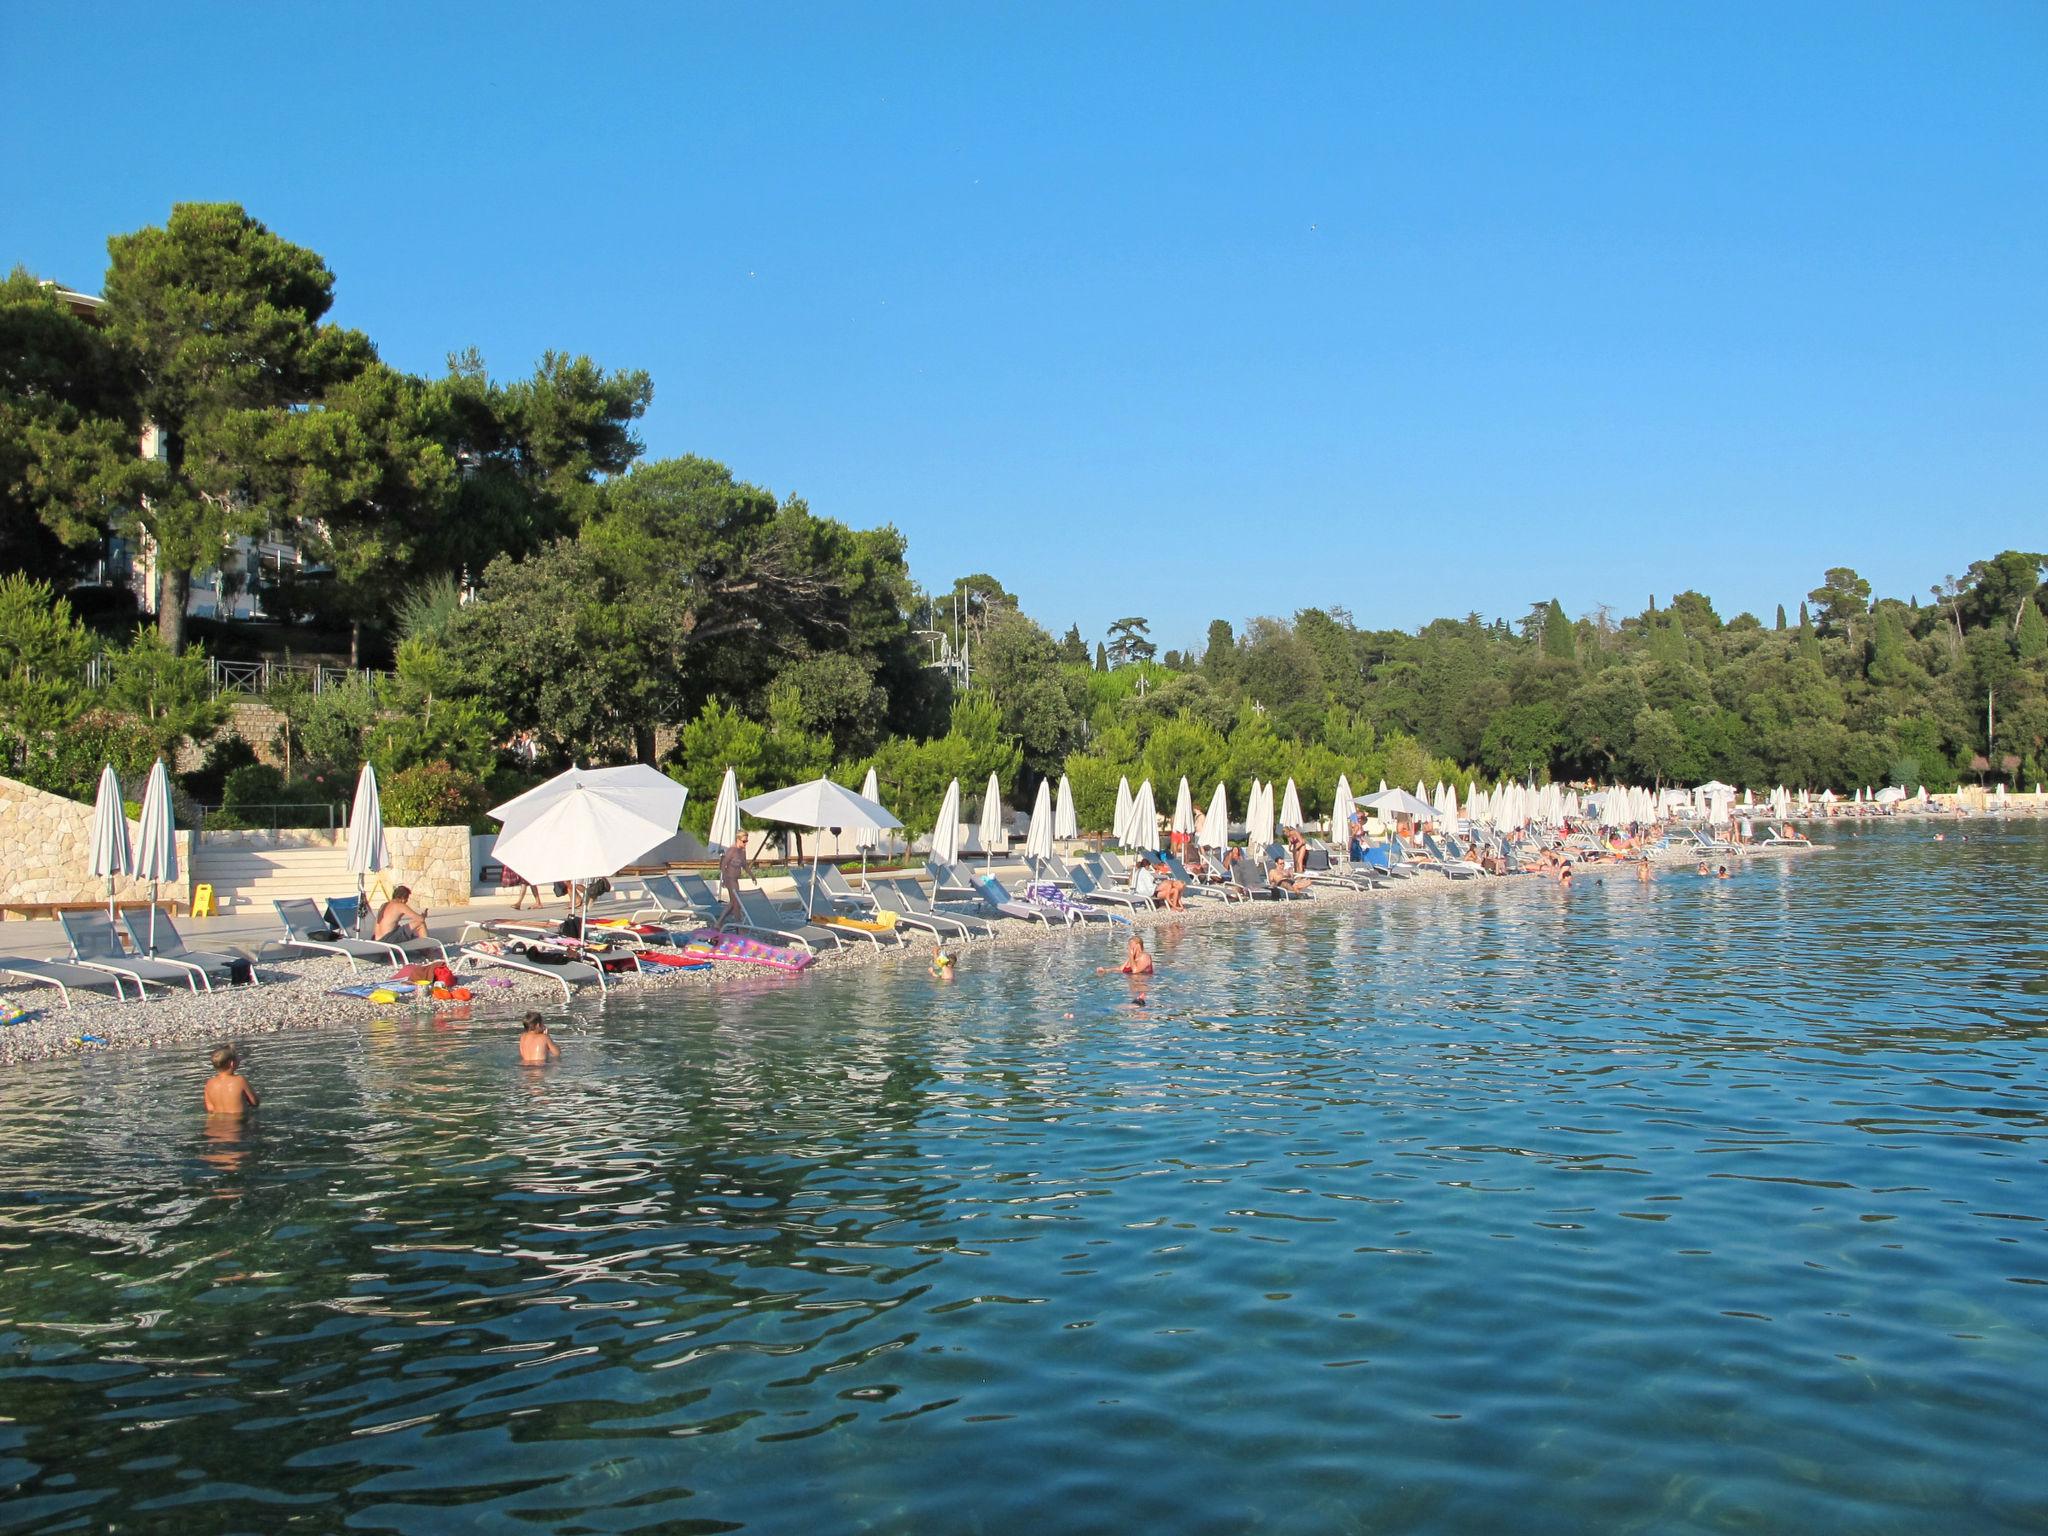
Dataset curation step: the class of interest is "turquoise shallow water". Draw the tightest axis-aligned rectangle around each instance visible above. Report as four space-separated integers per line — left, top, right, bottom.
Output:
2 823 2045 1535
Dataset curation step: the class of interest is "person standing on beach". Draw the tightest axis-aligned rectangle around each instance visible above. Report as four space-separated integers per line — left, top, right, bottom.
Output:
203 1045 259 1115
717 837 752 928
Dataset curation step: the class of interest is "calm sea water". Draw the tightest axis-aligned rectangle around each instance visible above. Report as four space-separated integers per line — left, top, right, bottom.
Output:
2 823 2044 1535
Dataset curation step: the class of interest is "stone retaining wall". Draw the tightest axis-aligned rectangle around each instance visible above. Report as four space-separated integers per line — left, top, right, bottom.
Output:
0 776 195 914
384 826 473 909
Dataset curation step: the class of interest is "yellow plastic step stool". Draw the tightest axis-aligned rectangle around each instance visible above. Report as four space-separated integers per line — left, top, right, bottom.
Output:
191 883 216 918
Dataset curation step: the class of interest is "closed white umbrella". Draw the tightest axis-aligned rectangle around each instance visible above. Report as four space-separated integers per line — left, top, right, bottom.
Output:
708 767 742 852
1025 777 1055 861
932 778 963 865
1279 778 1303 830
977 771 1006 864
345 761 385 937
1112 776 1135 845
1054 774 1078 840
1171 777 1196 838
741 774 902 914
88 763 131 923
853 765 886 874
1202 783 1230 850
1129 778 1161 851
1330 775 1357 862
134 759 178 953
1248 780 1276 849
854 766 885 848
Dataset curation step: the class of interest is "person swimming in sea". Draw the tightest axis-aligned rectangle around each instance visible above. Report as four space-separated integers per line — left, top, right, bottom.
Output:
930 943 957 980
1098 934 1154 977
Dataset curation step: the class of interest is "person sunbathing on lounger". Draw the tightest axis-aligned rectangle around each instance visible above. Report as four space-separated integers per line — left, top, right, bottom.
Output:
1269 851 1312 894
1147 857 1187 911
375 886 429 942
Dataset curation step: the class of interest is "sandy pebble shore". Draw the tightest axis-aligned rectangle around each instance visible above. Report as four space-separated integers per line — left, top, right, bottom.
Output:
0 841 1823 1067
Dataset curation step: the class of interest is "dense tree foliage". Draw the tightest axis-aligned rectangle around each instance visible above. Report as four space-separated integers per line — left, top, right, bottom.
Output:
3 205 2041 833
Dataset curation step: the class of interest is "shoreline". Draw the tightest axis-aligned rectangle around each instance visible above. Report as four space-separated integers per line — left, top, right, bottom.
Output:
0 841 1824 1068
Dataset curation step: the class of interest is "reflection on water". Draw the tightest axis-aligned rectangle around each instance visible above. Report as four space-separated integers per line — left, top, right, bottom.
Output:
2 824 2045 1534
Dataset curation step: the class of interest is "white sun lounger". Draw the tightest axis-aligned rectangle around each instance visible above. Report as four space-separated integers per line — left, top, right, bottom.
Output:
59 911 213 993
0 956 137 1005
456 944 610 1002
275 899 447 974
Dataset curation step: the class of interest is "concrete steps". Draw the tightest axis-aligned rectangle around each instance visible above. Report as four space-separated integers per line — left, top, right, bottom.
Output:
192 833 358 915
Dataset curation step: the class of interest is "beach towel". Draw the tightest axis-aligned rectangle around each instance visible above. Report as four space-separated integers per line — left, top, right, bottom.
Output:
1026 882 1122 923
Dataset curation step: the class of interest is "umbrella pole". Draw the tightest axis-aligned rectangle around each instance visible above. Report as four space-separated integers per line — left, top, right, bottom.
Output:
148 880 159 956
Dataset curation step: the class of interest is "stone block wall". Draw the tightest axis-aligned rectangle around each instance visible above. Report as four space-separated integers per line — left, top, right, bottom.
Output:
384 826 473 909
0 776 195 913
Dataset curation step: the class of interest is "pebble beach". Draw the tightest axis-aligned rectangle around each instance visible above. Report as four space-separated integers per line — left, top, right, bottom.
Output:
0 839 1826 1067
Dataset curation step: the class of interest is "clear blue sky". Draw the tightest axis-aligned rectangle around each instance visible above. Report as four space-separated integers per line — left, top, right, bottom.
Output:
7 2 2044 652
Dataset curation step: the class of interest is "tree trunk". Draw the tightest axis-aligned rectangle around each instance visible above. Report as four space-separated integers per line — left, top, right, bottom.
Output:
157 568 191 652
349 620 361 668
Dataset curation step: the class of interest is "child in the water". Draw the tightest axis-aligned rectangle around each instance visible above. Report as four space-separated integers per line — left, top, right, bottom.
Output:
518 1012 560 1063
203 1045 260 1116
930 943 956 979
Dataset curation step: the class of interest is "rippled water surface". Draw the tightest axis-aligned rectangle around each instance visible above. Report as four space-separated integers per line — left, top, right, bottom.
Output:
3 823 2046 1534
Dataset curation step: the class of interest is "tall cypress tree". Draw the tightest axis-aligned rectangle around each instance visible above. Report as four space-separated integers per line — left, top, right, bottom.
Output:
1775 603 1787 631
1541 599 1576 660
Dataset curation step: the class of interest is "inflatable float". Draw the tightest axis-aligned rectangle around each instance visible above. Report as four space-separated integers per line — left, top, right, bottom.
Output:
681 928 814 972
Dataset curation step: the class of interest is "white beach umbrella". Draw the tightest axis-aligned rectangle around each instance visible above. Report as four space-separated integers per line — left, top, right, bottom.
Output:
1202 782 1230 849
1279 778 1303 830
1129 778 1161 851
1330 776 1357 859
345 761 385 937
492 762 687 827
1248 780 1276 849
932 778 963 865
742 774 903 914
1363 786 1435 822
853 766 886 855
707 767 742 852
134 759 178 953
1025 777 1055 862
1112 776 1134 845
977 771 1006 864
1054 774 1078 840
493 766 687 923
1171 777 1196 838
88 763 131 923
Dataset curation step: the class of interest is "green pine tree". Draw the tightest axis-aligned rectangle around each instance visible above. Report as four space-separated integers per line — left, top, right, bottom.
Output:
1541 599 1576 660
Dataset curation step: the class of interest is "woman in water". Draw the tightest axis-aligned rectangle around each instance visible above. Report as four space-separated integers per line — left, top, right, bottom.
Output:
1099 935 1154 977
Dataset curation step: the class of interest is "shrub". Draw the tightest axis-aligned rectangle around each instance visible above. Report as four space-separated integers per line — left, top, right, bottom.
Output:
383 760 488 829
214 762 337 829
183 734 258 805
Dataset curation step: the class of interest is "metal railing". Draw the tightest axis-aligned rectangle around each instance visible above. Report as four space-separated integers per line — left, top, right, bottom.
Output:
82 655 392 698
191 800 347 835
